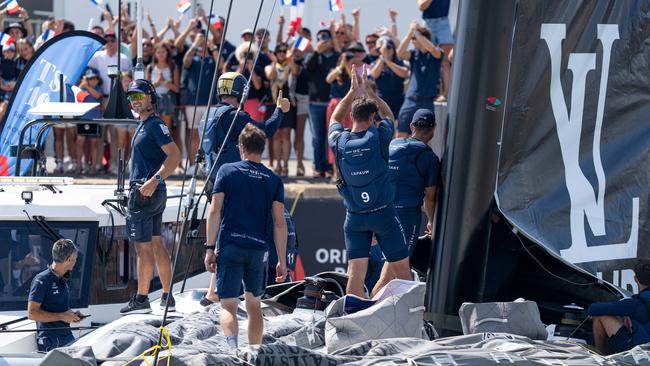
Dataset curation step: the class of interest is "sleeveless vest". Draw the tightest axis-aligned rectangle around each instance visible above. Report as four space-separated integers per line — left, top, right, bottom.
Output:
389 138 431 208
335 126 393 213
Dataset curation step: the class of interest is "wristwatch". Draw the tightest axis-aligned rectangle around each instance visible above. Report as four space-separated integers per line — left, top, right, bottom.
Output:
154 174 164 184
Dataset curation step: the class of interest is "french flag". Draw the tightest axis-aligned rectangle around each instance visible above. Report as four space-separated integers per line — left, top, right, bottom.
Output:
0 33 14 47
176 0 191 14
5 0 19 14
329 0 343 12
289 0 304 36
71 85 90 103
293 36 310 51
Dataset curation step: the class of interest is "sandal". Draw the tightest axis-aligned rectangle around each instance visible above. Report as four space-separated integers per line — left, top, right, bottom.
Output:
296 163 305 177
281 166 289 178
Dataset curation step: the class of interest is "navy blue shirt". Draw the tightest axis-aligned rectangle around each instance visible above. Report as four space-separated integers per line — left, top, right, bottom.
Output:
306 51 340 102
389 137 440 208
328 119 395 212
82 88 102 119
422 0 450 19
374 59 406 101
28 267 72 338
184 55 217 105
200 103 284 179
588 288 650 346
406 50 442 100
130 115 173 190
330 75 351 99
213 160 284 249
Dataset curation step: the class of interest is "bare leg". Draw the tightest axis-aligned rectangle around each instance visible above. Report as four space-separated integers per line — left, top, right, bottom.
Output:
54 128 64 161
244 293 264 345
346 258 369 297
371 262 393 298
76 136 86 171
387 257 411 280
220 298 240 337
151 235 172 293
206 272 219 302
592 315 624 354
294 114 307 172
439 44 453 98
280 128 291 174
187 128 199 165
134 242 155 296
65 127 77 161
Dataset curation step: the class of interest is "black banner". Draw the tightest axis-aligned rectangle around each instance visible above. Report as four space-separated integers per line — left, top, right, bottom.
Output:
496 1 650 292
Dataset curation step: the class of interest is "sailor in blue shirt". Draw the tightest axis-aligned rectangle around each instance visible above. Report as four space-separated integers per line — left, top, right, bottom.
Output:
370 109 440 295
589 259 650 354
396 21 443 137
204 124 287 350
199 71 290 183
27 239 82 352
327 65 411 298
121 79 182 315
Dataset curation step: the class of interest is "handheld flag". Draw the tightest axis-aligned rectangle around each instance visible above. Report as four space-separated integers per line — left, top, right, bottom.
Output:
293 36 310 51
280 0 292 5
329 0 343 12
89 0 103 6
176 0 191 14
208 14 224 29
71 85 90 103
5 0 19 14
289 0 305 36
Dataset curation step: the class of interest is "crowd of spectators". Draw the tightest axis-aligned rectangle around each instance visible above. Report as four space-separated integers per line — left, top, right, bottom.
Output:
1 0 453 179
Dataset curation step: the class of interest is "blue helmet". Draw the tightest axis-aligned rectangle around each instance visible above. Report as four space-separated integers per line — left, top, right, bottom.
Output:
127 79 158 104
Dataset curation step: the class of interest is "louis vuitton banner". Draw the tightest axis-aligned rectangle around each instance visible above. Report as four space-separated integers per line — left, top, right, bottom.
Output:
495 1 650 289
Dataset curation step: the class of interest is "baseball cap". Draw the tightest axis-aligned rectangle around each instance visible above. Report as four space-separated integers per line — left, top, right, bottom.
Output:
241 28 253 37
412 109 436 127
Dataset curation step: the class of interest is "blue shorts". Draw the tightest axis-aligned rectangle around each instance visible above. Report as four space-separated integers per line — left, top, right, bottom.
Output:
397 98 434 133
127 187 166 243
396 206 422 255
344 205 409 262
216 244 268 299
424 17 454 45
608 326 633 354
37 333 75 352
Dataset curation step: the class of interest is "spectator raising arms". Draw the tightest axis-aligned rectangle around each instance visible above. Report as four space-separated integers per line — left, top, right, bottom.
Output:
370 36 408 118
396 21 442 138
265 43 293 177
147 43 181 152
287 46 310 177
419 0 454 102
306 29 340 178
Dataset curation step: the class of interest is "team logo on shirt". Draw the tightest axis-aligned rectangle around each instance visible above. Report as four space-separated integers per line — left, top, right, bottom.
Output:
160 124 171 136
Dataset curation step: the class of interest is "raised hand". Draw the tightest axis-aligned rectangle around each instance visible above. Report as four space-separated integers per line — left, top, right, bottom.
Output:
276 90 291 112
350 64 359 95
389 8 398 22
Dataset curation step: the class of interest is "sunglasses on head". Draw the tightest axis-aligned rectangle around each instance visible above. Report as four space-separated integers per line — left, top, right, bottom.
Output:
127 92 146 101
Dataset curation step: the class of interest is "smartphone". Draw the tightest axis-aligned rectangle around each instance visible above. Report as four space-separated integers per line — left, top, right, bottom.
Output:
79 314 91 319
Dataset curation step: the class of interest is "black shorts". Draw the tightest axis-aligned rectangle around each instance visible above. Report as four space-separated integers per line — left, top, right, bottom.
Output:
608 326 633 354
279 106 297 129
127 187 167 243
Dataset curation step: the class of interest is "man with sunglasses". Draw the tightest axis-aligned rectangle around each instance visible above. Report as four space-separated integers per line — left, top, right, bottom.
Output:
87 32 132 98
306 29 340 178
120 79 182 315
28 239 83 352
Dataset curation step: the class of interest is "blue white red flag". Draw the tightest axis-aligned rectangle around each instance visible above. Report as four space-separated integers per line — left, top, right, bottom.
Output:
329 0 343 12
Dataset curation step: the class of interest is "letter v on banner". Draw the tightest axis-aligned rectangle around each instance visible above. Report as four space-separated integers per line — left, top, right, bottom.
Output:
540 23 639 264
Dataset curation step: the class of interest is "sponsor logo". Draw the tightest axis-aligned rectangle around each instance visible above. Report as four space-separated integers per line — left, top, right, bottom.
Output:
350 170 369 176
541 23 638 264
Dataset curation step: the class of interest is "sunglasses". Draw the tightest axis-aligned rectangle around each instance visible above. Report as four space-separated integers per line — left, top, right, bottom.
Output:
317 34 331 41
127 92 146 101
366 40 376 45
143 43 153 47
336 31 345 36
276 49 287 54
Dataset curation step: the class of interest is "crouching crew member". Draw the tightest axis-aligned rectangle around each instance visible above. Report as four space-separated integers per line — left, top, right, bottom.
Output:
589 259 650 354
28 239 82 351
370 108 439 295
204 125 287 350
199 72 290 305
327 65 411 298
121 79 182 315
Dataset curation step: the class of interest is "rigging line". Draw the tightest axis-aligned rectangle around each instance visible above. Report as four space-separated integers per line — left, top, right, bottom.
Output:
179 0 277 294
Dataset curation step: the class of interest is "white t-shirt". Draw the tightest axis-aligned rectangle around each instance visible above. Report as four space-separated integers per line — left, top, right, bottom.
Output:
87 49 132 95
